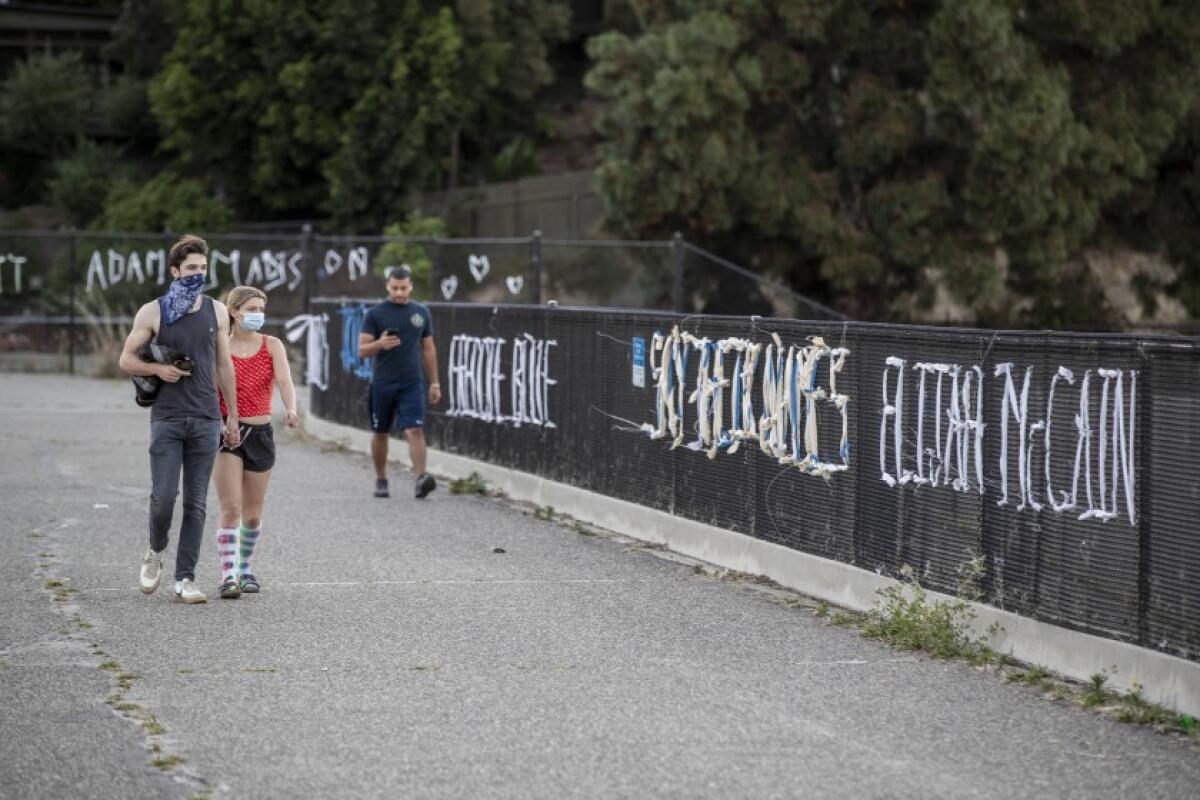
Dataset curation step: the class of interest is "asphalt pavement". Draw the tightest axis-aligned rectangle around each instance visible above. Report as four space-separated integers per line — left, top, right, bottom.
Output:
1 373 1197 799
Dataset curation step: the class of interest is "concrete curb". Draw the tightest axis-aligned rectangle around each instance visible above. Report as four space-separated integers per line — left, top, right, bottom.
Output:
303 396 1200 718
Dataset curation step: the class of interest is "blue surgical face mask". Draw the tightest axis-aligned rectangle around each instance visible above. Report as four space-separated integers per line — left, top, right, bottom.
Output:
240 311 265 331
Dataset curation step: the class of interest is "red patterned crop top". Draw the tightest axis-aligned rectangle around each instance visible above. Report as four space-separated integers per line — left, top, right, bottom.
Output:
220 336 274 418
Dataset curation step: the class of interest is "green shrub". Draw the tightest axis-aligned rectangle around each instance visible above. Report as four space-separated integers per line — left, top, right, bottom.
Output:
48 141 128 225
378 212 448 296
91 172 230 233
0 51 90 157
102 75 157 139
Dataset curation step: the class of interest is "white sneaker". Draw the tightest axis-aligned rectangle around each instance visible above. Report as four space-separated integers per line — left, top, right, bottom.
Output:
139 548 165 594
173 578 207 604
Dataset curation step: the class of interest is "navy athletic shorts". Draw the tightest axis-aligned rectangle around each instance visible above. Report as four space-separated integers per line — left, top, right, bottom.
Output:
369 382 426 433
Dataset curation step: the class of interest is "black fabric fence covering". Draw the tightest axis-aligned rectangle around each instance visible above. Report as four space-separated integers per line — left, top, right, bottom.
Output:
309 300 1200 664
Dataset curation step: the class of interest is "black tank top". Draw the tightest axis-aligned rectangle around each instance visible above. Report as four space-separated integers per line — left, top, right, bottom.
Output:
152 295 220 421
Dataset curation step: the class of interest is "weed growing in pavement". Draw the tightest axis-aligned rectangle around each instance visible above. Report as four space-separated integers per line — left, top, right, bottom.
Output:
830 611 862 626
1007 664 1049 686
955 553 986 603
449 471 489 495
1116 682 1175 726
151 754 186 770
859 565 996 661
569 520 596 536
1082 671 1114 708
814 600 830 618
534 505 556 521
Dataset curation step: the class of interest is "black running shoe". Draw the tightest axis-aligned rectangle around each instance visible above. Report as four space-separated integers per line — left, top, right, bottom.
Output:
374 478 389 498
415 473 436 499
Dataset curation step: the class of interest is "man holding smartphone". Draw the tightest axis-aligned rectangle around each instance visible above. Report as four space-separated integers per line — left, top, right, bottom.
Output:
358 265 441 498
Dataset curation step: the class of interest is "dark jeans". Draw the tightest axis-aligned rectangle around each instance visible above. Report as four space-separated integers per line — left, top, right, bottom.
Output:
148 417 221 581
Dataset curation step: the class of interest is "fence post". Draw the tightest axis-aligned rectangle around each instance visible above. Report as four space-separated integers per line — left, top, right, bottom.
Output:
68 228 77 375
300 223 313 311
1136 345 1152 648
530 229 542 305
431 238 443 301
671 231 685 313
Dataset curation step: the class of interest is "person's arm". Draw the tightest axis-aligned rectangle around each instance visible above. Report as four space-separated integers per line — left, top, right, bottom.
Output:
358 331 400 357
357 311 397 358
212 300 240 447
421 334 440 405
118 302 185 381
267 336 300 428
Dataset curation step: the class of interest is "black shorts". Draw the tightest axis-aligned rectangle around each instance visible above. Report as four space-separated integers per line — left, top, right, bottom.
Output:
219 421 276 472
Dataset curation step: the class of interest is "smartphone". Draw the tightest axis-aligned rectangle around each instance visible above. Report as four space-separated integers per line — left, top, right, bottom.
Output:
381 329 396 338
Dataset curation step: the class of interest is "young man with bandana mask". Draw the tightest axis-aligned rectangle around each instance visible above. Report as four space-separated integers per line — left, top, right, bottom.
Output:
119 234 241 604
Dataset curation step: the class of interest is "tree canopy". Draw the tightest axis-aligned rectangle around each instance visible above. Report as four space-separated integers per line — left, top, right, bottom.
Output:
587 0 1200 325
148 0 567 230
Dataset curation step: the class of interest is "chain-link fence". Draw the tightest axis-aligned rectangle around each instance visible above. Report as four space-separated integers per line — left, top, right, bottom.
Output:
0 228 841 374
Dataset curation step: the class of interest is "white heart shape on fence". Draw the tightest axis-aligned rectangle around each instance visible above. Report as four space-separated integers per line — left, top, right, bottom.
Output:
440 275 458 300
468 254 490 283
505 275 524 295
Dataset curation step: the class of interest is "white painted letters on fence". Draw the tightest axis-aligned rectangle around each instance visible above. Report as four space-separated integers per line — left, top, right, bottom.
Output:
642 326 852 478
878 357 1137 525
447 333 556 427
83 246 375 294
284 313 331 390
0 253 27 294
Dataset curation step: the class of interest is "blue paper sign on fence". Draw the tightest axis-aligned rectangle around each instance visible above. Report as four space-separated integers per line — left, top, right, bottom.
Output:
631 336 645 388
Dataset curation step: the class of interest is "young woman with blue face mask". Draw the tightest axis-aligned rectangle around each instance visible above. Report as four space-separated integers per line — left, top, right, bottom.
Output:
212 286 300 598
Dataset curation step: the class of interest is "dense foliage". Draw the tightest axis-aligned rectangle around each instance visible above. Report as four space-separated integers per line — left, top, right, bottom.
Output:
149 0 567 229
6 1 1200 325
587 1 1200 324
1 0 567 232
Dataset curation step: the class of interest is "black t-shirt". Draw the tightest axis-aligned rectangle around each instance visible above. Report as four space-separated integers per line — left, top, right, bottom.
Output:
361 300 433 387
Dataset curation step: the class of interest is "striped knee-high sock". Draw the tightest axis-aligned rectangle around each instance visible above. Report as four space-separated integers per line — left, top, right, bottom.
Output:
238 524 261 576
216 528 239 584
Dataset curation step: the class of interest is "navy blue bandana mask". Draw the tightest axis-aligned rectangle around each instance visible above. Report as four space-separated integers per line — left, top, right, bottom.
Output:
160 273 206 325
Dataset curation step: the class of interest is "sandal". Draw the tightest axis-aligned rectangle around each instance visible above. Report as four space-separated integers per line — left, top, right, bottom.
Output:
219 579 241 599
239 573 260 593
